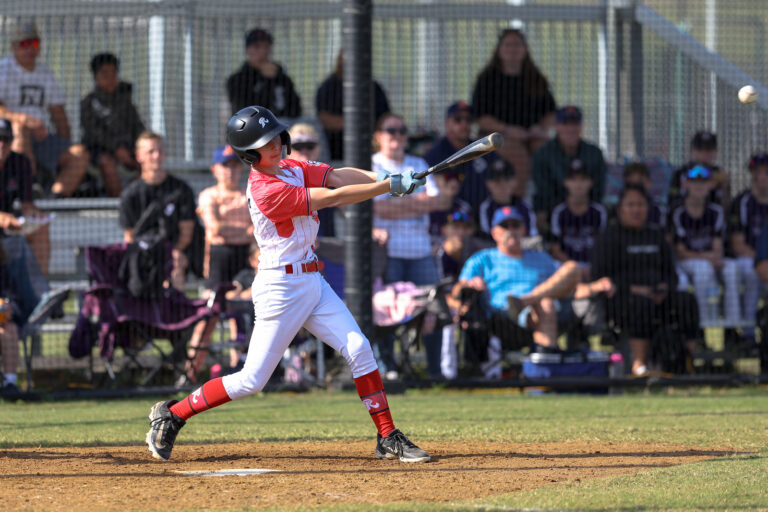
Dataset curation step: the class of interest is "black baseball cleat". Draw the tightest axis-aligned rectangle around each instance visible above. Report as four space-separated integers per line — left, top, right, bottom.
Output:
375 429 431 463
146 400 186 460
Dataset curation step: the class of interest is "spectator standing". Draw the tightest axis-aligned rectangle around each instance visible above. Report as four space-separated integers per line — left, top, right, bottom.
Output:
0 118 51 277
0 21 89 197
471 29 556 197
549 160 608 280
728 152 768 337
80 52 145 197
226 27 301 118
671 165 738 326
669 131 729 210
621 162 667 229
532 106 607 226
424 101 492 210
592 185 700 375
316 51 390 161
372 113 449 379
289 122 337 237
119 131 198 292
478 159 537 238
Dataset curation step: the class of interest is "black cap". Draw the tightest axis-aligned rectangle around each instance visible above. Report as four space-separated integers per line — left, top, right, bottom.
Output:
556 105 582 124
691 131 717 150
485 158 515 180
0 118 13 139
245 27 273 47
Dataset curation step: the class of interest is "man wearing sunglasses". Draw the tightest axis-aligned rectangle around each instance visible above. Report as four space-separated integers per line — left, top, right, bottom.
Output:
0 21 89 198
425 101 493 211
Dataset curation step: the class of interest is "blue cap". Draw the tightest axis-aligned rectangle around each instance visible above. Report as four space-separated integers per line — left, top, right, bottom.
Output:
492 205 525 228
556 105 582 124
686 164 712 180
445 100 473 119
212 144 239 165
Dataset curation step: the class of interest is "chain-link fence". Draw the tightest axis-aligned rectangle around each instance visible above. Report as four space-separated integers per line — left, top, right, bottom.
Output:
1 0 767 392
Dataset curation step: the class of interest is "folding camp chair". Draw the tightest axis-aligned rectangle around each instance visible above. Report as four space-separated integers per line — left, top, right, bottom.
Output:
71 243 229 387
19 287 71 391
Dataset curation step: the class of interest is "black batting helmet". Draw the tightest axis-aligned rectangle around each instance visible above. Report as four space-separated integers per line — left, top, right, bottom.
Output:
226 106 291 165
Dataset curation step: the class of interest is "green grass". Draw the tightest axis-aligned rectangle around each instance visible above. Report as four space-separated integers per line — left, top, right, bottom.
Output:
2 388 767 511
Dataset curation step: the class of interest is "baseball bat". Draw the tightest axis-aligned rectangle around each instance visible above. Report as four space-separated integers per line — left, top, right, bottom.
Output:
413 132 504 180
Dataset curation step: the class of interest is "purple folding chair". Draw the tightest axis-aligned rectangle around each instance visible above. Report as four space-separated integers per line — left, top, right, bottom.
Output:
72 243 230 387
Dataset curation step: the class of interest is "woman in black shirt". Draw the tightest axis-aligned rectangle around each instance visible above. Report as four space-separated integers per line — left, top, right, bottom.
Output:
471 29 556 197
592 185 699 375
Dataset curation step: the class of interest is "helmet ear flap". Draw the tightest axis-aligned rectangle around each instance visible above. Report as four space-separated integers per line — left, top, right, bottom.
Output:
246 149 261 165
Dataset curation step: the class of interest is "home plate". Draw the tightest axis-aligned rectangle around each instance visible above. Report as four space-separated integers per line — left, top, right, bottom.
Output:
175 468 279 477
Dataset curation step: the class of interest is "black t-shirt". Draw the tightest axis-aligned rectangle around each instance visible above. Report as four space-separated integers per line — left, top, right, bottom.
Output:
592 224 677 290
728 190 768 249
315 73 390 161
471 67 556 128
670 203 724 252
424 136 493 209
226 62 302 118
550 201 608 263
0 152 33 237
119 174 196 245
233 267 255 290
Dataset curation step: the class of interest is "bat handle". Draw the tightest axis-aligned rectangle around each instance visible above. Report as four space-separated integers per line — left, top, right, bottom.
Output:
413 168 431 180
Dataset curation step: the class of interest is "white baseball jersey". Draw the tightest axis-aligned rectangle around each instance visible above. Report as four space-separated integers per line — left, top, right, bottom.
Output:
0 57 64 124
246 158 332 269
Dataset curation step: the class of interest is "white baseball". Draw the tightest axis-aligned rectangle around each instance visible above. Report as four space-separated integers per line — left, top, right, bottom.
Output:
738 85 758 104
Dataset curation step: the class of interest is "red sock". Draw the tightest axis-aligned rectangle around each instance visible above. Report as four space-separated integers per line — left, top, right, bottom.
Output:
170 377 232 420
354 370 395 437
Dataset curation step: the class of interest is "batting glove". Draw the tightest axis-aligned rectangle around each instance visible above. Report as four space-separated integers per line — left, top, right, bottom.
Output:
389 170 426 197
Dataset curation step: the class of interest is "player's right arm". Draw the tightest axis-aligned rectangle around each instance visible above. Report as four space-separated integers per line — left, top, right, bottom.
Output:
308 180 391 211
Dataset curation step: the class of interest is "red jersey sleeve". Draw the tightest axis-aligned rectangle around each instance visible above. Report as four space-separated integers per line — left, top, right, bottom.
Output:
250 178 311 221
292 159 333 188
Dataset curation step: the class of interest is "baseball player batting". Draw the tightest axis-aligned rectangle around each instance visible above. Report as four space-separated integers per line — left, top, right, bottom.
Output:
145 105 430 463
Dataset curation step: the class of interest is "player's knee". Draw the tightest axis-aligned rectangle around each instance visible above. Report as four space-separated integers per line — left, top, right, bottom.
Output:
223 370 265 399
338 331 377 376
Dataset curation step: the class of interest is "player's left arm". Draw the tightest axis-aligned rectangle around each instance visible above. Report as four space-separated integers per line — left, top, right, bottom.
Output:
48 105 71 140
326 167 378 187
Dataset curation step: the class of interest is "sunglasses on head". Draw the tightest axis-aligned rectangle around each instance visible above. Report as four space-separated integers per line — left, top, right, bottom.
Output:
451 115 473 123
292 142 317 152
447 211 471 224
749 152 768 169
18 38 40 50
383 126 407 136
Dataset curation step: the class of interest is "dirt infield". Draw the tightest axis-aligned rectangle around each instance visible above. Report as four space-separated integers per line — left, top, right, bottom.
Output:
0 441 737 511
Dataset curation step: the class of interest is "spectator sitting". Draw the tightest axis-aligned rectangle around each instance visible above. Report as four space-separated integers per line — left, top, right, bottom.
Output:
0 250 21 394
478 159 537 238
0 20 89 197
728 152 768 340
471 29 556 197
532 106 607 227
0 118 51 277
592 185 700 375
621 161 667 229
452 206 613 374
289 122 336 237
549 159 608 281
671 165 738 326
428 170 472 238
119 131 198 292
669 131 729 210
315 50 390 161
80 52 145 197
226 27 301 117
372 113 450 379
424 101 492 210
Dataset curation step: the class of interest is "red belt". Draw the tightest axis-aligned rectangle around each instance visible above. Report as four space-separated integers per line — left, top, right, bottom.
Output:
284 260 325 274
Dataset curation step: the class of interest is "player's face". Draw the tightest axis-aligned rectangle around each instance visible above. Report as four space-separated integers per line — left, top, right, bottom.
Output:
683 178 712 200
556 121 582 148
485 178 515 204
12 38 40 69
751 166 768 194
691 147 717 165
245 41 271 67
257 135 283 168
497 33 527 68
212 160 242 188
376 118 407 159
136 138 166 174
618 190 648 229
445 113 473 142
94 63 119 94
564 174 593 199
